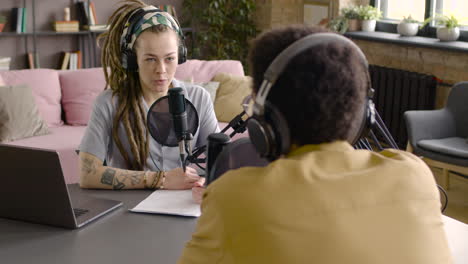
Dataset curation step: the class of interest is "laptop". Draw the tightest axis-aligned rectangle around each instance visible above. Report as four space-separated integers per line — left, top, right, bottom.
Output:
0 144 122 229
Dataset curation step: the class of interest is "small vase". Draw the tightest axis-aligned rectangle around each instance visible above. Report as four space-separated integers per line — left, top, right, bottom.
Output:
437 27 460 41
0 23 5 33
361 20 376 32
397 23 418 36
347 19 361 31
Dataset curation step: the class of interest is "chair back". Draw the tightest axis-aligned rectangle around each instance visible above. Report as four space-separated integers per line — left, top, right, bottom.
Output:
446 82 468 137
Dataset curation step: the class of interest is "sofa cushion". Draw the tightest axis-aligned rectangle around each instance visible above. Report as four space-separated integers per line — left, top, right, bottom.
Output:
182 77 220 103
0 69 63 127
6 125 88 184
212 73 252 122
175 59 245 83
418 137 468 158
0 84 50 142
59 68 106 125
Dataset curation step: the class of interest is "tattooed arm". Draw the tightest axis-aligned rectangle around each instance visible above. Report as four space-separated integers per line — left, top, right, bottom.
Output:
78 151 203 190
78 151 156 189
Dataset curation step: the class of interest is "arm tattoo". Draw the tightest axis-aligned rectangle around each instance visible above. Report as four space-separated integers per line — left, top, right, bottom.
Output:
119 171 144 186
81 156 97 175
101 169 116 186
113 177 125 190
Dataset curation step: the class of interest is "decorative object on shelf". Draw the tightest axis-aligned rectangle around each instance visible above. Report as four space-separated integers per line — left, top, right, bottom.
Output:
397 15 419 36
0 15 6 32
357 5 382 32
64 7 71 22
341 6 360 31
182 0 257 68
421 14 464 42
53 20 79 32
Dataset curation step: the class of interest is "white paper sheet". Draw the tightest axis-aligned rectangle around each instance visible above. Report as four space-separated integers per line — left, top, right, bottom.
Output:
130 189 201 217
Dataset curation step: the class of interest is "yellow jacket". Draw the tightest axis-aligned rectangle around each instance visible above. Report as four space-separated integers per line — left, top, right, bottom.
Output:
178 141 452 264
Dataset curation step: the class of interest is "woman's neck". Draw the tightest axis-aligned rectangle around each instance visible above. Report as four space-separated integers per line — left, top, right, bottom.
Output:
142 83 173 107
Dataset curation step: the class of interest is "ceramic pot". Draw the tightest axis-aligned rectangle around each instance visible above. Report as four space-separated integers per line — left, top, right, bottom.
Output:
397 22 419 36
0 24 5 33
361 20 376 32
437 27 460 41
347 19 361 31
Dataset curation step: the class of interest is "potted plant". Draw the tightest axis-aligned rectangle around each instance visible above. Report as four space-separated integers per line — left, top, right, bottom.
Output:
341 6 361 31
183 0 257 68
358 5 382 32
329 16 348 34
397 15 419 36
421 14 462 41
0 15 6 33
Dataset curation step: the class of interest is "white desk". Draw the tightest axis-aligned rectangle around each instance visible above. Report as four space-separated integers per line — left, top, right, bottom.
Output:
443 215 468 264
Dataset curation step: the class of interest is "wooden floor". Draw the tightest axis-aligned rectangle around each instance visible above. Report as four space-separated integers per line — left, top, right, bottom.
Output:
431 167 468 224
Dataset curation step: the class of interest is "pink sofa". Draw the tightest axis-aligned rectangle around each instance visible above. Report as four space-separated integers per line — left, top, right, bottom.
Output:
0 60 245 184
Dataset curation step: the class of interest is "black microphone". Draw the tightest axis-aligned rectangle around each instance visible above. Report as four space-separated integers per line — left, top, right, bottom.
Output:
206 133 231 185
168 87 191 172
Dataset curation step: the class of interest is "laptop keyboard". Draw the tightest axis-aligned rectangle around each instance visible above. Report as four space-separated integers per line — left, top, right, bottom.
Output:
73 208 89 217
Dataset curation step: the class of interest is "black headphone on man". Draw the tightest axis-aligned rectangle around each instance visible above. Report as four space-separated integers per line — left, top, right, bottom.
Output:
120 6 187 71
247 33 376 161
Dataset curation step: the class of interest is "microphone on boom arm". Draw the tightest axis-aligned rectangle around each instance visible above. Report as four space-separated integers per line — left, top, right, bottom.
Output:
187 110 250 165
168 87 192 172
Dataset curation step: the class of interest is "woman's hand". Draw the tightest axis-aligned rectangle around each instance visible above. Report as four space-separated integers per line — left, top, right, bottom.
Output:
163 167 201 190
192 179 205 204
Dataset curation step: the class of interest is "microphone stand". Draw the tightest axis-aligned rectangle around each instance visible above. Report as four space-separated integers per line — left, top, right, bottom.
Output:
187 111 249 169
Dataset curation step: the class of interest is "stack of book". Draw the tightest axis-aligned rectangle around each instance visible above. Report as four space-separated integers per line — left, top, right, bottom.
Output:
60 51 82 70
0 57 11 71
53 21 79 32
11 7 27 33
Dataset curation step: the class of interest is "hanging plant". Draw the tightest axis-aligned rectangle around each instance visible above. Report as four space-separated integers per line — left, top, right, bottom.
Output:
183 0 258 68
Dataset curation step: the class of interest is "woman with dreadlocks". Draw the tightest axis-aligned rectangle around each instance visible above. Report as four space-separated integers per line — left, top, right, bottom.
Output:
78 0 218 190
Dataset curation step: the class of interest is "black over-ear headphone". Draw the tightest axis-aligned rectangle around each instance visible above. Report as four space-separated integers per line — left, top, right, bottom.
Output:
121 7 187 71
247 33 376 161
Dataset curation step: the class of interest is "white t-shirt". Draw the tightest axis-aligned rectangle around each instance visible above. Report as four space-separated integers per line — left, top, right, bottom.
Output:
78 79 219 171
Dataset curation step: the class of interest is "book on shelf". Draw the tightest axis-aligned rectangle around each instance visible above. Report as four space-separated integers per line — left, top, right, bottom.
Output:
83 24 109 31
88 2 97 25
34 52 40 68
60 51 82 70
27 52 39 69
76 1 90 29
0 57 11 71
60 52 70 70
53 21 79 32
21 7 27 33
11 7 22 33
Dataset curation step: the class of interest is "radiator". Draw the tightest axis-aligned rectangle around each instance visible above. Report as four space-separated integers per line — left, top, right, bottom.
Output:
368 65 437 149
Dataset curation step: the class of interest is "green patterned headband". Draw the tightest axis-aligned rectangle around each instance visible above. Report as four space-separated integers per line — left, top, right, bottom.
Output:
121 5 182 51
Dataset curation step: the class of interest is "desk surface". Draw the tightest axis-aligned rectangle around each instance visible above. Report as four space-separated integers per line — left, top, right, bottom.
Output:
0 185 467 264
0 185 197 264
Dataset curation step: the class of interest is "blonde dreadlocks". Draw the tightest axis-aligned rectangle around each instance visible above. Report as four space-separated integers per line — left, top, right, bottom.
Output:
98 0 176 170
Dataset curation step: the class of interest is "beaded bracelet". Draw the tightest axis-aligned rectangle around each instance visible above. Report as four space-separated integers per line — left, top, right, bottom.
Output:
143 171 148 189
149 171 160 189
159 171 166 189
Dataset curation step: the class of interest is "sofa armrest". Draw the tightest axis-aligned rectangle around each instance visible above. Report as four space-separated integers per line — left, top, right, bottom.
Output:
404 109 456 147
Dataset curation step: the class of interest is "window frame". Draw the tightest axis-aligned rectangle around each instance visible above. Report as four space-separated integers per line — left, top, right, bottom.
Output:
369 0 468 42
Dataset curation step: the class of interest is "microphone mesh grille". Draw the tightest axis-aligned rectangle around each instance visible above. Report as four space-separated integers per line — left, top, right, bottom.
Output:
147 96 199 147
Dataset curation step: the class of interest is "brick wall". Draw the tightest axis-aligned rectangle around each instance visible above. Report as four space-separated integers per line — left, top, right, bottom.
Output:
255 0 304 32
353 39 468 108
